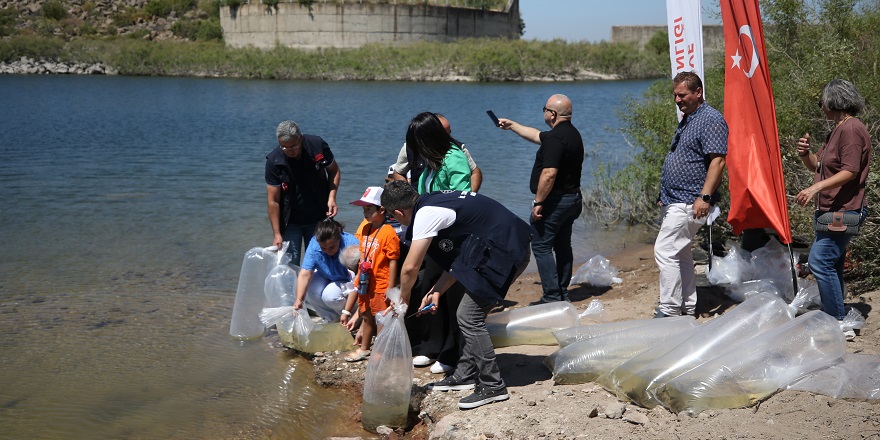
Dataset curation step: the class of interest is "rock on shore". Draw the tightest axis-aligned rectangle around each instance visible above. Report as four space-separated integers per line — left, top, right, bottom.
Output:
0 56 117 75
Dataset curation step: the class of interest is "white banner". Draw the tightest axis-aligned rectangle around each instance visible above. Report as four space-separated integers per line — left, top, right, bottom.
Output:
666 0 705 119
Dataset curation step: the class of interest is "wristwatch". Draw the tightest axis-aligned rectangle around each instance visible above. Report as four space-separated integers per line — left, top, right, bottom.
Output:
532 199 543 207
700 194 712 203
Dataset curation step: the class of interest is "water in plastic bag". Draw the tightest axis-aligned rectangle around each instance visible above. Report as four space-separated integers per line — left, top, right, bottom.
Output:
487 301 579 347
706 243 753 285
547 316 699 384
278 317 352 353
362 291 411 433
653 310 845 415
230 246 278 339
600 293 794 408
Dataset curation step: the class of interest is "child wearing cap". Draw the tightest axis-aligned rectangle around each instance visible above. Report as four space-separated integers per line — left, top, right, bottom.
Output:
341 186 400 362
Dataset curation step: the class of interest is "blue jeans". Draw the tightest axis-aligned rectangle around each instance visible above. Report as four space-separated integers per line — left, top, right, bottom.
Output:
531 192 583 302
283 223 317 266
808 216 855 320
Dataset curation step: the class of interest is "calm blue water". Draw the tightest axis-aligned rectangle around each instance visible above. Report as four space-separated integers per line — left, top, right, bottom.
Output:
0 75 654 438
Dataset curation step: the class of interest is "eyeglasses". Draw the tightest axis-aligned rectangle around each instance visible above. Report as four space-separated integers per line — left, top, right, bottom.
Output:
279 140 301 151
542 107 557 117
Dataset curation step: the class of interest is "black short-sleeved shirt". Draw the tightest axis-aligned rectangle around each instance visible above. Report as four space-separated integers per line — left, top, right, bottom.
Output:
265 134 334 229
529 121 584 194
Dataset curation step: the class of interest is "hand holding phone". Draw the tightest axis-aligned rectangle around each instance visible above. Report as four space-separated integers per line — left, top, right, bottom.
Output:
486 110 500 127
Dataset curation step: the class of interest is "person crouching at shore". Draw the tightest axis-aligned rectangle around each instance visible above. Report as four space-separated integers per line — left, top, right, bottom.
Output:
381 181 532 410
293 219 360 323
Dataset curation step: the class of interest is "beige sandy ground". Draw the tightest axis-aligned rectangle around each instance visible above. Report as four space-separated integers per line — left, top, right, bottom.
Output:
310 243 880 440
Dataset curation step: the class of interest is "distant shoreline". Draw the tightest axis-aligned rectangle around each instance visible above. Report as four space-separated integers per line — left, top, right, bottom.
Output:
0 56 625 82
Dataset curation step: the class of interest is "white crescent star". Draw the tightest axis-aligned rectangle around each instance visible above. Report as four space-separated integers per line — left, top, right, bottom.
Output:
738 25 760 78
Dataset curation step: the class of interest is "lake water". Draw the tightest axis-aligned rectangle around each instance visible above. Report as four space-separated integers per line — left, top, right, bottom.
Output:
0 75 655 438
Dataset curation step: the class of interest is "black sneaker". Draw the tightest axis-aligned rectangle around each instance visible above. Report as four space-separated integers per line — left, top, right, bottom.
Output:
426 376 476 391
458 387 509 410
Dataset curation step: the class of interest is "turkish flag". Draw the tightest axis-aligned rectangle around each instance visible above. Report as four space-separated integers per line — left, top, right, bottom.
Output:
722 0 792 244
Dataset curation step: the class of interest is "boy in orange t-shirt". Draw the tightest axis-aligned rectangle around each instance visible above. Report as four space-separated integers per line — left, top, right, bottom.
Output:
342 186 400 362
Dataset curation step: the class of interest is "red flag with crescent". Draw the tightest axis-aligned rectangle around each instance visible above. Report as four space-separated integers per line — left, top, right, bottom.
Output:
721 0 792 244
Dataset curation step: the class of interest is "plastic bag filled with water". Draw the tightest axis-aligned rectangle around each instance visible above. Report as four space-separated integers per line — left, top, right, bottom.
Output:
546 316 699 384
599 293 794 408
362 288 412 433
553 315 693 348
750 237 794 297
487 301 579 347
654 310 845 415
230 246 278 339
570 255 622 287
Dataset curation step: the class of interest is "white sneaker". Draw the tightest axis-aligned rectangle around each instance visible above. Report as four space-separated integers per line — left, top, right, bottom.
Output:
430 361 453 374
844 329 856 341
413 355 433 367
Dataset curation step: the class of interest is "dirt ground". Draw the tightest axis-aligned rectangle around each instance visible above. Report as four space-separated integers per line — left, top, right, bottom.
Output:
312 243 880 440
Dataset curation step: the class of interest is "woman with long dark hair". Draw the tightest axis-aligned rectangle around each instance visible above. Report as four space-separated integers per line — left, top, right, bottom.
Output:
406 112 472 193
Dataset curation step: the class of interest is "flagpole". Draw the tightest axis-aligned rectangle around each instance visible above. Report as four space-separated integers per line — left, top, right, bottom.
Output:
786 243 799 301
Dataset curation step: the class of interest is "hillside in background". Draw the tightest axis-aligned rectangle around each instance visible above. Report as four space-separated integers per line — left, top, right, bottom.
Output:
0 0 222 42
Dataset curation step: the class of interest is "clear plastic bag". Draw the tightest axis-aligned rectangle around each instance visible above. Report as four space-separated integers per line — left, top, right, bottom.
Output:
788 353 880 399
653 310 846 415
706 243 753 285
229 246 278 339
487 301 579 347
724 279 783 303
553 315 694 348
599 293 794 408
264 242 298 308
546 316 699 384
578 299 608 323
570 255 623 287
749 237 795 299
362 288 411 433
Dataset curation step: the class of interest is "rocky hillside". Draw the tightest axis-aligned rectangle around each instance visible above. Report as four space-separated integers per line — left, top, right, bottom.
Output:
0 0 218 41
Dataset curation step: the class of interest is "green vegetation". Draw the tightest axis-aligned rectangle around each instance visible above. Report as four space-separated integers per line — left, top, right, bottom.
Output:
42 0 69 21
144 0 196 18
587 0 880 290
0 36 666 80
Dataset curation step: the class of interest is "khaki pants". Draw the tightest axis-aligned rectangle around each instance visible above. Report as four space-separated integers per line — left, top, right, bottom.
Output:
654 203 706 316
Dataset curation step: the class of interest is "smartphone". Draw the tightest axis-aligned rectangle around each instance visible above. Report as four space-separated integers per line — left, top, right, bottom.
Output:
486 110 500 127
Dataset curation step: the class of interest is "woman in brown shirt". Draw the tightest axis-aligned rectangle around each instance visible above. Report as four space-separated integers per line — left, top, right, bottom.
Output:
795 79 871 339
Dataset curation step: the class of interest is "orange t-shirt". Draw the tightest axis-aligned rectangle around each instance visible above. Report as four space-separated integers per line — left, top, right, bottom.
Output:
354 220 400 311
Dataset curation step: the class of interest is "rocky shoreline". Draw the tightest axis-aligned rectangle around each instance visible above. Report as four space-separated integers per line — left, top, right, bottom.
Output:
0 56 117 75
299 244 880 440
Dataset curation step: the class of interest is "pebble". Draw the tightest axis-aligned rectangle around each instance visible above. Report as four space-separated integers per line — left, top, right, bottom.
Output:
604 402 627 419
527 400 537 406
623 411 649 425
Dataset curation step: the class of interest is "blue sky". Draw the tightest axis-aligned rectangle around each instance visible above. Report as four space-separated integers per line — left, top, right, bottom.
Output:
519 0 722 42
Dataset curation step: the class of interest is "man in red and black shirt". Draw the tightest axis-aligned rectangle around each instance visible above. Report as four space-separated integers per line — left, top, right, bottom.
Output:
265 120 341 265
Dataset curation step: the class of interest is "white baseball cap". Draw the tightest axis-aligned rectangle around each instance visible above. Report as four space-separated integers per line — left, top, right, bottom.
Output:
350 186 383 207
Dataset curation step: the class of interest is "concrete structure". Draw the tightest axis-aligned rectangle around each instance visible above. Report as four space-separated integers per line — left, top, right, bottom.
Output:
220 1 520 49
611 25 724 52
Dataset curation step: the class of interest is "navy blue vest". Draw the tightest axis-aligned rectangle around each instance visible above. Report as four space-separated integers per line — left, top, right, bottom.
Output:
406 190 534 303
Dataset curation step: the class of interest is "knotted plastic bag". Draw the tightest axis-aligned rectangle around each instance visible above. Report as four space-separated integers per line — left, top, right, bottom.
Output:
264 242 298 308
362 287 412 433
571 255 622 287
230 245 278 339
706 243 753 285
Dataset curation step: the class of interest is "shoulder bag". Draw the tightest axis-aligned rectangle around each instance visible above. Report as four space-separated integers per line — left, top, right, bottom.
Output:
813 141 866 236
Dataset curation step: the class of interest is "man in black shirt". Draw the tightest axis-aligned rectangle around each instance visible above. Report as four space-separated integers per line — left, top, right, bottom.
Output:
497 94 584 304
265 120 341 265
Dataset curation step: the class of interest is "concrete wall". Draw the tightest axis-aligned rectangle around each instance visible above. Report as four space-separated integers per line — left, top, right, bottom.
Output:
221 1 520 49
611 25 724 51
